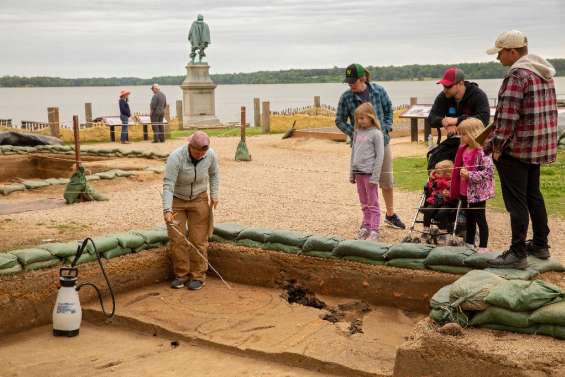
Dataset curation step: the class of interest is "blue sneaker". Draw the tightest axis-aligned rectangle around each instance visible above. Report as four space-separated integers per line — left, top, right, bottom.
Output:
171 277 188 289
188 280 206 291
384 214 406 229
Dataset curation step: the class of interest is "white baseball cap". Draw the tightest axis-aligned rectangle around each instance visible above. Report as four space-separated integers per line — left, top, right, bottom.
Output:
486 30 528 55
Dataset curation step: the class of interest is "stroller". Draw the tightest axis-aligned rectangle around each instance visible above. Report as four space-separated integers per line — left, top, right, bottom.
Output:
402 135 466 246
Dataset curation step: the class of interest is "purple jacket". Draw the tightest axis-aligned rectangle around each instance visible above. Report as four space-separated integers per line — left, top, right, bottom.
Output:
451 145 495 204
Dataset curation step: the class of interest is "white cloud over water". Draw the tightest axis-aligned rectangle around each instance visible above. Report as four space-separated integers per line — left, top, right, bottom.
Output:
0 0 564 77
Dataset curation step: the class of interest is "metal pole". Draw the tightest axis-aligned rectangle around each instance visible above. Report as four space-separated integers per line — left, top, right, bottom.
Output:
72 115 81 170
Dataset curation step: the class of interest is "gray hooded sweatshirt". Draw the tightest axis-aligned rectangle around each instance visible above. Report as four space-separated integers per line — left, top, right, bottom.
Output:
510 54 556 81
350 128 385 184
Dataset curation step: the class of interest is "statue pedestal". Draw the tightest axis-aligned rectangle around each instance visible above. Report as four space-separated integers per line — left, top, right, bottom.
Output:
180 64 220 128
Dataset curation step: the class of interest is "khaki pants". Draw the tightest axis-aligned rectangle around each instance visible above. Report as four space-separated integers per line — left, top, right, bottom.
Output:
168 193 210 281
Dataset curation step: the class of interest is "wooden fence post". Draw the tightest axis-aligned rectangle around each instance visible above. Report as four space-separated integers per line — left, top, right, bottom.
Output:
314 96 321 108
409 97 418 143
261 101 270 133
254 97 261 128
47 107 60 138
72 115 81 170
85 103 93 124
176 100 183 124
164 104 171 139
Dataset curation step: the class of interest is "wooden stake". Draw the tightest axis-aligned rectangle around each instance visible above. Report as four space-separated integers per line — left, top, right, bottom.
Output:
240 106 246 142
72 115 81 170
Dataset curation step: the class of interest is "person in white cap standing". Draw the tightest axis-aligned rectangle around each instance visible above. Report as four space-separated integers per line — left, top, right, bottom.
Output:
484 30 558 269
163 131 219 290
150 83 167 143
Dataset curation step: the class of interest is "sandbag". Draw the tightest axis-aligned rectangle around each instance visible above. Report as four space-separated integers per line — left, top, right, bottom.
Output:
300 250 337 259
24 259 61 271
527 256 565 273
0 264 23 275
64 167 108 204
342 256 385 265
332 240 390 260
530 301 565 326
470 306 531 328
267 230 310 248
302 235 342 252
85 175 101 181
449 270 504 311
485 280 565 312
145 242 163 249
66 252 97 266
45 178 69 185
0 183 26 195
484 267 539 280
427 265 473 274
0 253 19 269
263 242 301 254
84 236 120 254
110 169 135 177
103 247 132 259
424 246 475 267
40 241 80 258
10 248 57 265
95 171 117 180
429 308 469 327
236 228 272 243
112 233 145 249
480 323 541 335
235 239 266 249
463 252 501 269
209 234 228 243
430 285 452 309
214 223 245 240
145 166 166 174
131 229 168 244
22 180 50 189
385 243 433 259
537 324 565 340
385 258 427 270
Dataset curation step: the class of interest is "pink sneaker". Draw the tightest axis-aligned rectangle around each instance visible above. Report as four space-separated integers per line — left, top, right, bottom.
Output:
367 230 379 241
356 228 369 240
478 247 489 254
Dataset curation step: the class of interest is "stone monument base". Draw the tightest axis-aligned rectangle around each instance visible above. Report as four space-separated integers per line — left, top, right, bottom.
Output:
180 63 220 129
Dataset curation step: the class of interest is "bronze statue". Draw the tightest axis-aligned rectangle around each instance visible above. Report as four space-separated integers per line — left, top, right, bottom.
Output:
188 14 211 64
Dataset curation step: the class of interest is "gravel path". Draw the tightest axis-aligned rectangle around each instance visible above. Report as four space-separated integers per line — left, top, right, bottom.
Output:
1 135 564 265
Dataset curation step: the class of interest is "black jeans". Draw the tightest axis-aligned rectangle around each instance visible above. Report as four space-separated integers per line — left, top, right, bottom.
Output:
460 197 488 248
494 154 549 253
151 113 165 142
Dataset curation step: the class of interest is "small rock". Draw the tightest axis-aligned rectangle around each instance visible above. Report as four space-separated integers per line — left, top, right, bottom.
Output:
438 322 463 336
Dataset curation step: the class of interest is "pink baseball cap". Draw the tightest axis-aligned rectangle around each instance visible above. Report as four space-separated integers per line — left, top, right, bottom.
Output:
188 131 210 149
437 67 465 87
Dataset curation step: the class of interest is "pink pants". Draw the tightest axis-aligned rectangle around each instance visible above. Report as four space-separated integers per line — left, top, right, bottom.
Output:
355 174 380 231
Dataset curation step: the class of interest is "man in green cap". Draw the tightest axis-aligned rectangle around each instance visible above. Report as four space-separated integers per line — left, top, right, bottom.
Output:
336 63 406 232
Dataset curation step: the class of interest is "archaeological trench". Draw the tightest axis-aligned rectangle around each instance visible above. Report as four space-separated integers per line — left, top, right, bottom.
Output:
1 145 565 377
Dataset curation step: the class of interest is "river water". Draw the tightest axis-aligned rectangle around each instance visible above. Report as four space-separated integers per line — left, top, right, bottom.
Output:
0 78 563 126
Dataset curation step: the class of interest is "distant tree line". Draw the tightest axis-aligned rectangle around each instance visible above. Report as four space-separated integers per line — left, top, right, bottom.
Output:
1 59 563 87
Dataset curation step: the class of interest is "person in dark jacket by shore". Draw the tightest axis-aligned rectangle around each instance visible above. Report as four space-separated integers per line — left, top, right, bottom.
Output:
119 89 131 144
427 67 491 137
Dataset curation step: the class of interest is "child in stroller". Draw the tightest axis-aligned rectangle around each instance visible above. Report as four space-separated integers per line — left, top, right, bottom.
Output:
402 135 465 245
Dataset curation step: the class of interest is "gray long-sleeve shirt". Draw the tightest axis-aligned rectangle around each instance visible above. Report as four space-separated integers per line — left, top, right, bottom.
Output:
150 91 167 116
162 145 219 212
350 128 384 184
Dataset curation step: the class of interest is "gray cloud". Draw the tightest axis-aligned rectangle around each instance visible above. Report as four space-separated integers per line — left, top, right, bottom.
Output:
0 0 564 77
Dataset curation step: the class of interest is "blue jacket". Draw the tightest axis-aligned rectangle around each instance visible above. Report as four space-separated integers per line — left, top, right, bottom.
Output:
335 83 393 145
119 98 131 118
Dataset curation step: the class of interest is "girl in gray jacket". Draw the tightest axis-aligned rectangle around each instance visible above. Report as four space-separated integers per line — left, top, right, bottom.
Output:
350 103 385 241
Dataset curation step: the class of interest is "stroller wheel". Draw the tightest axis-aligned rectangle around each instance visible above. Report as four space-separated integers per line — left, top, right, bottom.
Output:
401 235 413 243
448 239 460 246
411 237 421 244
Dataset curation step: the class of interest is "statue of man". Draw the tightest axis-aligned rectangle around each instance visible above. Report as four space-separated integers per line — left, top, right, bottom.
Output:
188 14 211 64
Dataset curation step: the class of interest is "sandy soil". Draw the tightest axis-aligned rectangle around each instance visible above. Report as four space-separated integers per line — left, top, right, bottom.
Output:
1 135 564 267
0 323 332 377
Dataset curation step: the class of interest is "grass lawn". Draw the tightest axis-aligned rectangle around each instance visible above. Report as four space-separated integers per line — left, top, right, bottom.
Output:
393 150 565 217
170 127 275 139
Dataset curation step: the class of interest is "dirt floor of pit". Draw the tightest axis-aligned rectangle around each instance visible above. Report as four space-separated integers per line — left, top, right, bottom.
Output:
0 323 334 377
2 135 565 267
79 279 425 377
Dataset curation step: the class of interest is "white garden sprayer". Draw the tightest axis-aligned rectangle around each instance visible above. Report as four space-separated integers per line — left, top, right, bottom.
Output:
52 237 115 337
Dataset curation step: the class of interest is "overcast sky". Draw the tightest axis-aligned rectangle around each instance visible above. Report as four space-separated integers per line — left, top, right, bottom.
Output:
1 0 564 77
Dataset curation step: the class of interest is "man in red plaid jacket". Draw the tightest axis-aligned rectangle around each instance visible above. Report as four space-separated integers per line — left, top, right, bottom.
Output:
484 30 558 269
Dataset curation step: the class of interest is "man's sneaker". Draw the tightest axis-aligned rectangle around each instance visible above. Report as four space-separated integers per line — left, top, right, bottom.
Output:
188 280 205 291
171 277 188 289
487 249 528 270
367 230 379 241
525 240 550 259
385 214 406 229
356 228 369 240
